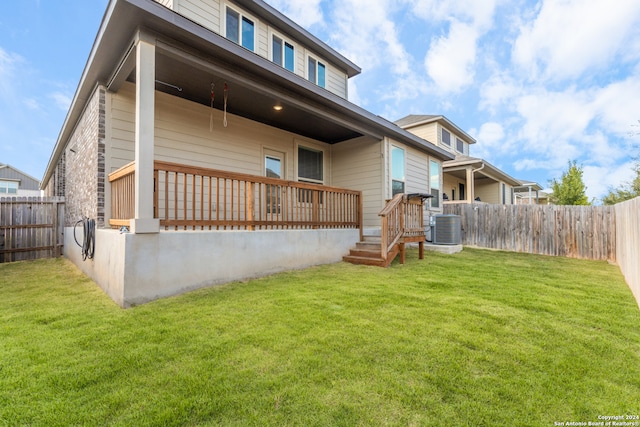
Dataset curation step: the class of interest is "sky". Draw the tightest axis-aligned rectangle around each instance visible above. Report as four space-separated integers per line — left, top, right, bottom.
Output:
1 0 640 202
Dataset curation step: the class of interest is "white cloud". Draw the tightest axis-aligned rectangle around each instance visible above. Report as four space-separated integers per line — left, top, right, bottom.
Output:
425 21 478 93
513 0 640 81
264 0 324 29
49 91 72 111
0 47 23 99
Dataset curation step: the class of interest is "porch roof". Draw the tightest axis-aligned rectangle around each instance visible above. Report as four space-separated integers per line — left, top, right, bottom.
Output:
42 0 454 188
444 155 521 186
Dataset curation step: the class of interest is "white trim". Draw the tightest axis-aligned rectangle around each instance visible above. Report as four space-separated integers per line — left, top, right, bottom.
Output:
295 140 327 185
268 28 297 73
221 2 259 52
305 52 326 88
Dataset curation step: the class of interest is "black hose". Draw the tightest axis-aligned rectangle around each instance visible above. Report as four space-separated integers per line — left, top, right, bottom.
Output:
73 218 95 261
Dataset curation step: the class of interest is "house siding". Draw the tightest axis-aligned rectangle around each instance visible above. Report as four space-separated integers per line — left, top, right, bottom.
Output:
332 136 383 228
406 124 437 146
176 0 220 33
108 81 332 184
0 167 40 191
160 0 349 99
60 86 106 227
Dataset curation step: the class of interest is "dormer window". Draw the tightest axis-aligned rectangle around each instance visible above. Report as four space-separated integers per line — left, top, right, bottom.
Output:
307 56 326 88
272 35 295 72
226 6 255 51
442 129 451 146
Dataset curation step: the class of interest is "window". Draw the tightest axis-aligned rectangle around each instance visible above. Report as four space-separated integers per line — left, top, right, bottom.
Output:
308 56 326 88
272 35 295 72
265 155 282 213
430 160 440 208
0 180 18 194
456 137 464 153
442 129 451 146
502 183 506 204
391 146 405 196
226 6 254 51
298 146 323 184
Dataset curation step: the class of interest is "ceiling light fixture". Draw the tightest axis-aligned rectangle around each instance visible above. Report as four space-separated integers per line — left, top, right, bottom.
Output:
273 104 283 111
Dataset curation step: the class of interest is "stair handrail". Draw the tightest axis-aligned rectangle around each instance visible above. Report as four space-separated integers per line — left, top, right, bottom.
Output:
378 193 405 261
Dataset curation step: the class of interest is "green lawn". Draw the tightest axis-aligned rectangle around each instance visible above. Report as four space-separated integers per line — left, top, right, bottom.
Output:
1 248 639 426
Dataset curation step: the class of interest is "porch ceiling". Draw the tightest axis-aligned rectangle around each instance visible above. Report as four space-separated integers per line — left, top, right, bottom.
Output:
128 51 363 144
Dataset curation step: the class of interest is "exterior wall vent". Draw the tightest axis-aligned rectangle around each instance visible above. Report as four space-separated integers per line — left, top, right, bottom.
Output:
431 214 461 245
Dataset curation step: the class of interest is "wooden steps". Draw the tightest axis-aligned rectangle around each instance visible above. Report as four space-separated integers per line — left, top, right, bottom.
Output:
343 236 399 267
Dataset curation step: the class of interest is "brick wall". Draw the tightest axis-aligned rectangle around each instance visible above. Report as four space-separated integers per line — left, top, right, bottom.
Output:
59 86 106 227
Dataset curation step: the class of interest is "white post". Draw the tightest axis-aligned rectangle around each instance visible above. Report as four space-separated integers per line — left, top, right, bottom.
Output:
466 167 473 203
131 35 160 233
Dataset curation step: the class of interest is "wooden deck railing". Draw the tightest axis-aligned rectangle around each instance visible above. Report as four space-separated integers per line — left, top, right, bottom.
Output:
109 161 363 232
108 162 135 228
378 193 427 263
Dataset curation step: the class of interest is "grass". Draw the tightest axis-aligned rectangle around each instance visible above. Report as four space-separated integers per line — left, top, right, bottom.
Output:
1 248 639 426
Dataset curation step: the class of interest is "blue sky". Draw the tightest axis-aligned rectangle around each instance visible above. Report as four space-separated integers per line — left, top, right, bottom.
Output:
2 0 640 202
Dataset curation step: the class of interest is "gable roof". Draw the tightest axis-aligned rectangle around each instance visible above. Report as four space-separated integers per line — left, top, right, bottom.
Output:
42 0 454 186
395 114 477 145
0 163 41 189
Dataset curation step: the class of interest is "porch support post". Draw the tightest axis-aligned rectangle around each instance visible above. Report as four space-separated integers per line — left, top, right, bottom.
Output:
466 167 474 203
131 34 160 234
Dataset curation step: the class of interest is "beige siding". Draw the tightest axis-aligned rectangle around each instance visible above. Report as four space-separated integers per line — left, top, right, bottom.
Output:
176 0 221 34
475 181 500 204
332 137 383 228
109 85 136 172
443 173 466 201
405 123 437 146
256 21 269 58
326 64 347 98
108 82 331 181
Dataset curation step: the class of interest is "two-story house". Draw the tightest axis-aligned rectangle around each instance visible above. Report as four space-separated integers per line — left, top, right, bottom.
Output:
396 115 521 205
40 0 454 306
0 163 42 197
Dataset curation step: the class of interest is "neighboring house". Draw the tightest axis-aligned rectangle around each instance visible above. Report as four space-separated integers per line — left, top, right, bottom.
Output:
40 0 453 307
514 180 550 205
396 115 520 205
0 163 42 197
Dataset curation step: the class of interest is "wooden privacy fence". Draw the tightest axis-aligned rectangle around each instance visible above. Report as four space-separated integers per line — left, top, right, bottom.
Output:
614 197 640 307
444 203 616 260
0 197 65 263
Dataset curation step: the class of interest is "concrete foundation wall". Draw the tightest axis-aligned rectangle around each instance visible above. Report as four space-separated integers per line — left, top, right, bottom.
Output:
66 228 358 307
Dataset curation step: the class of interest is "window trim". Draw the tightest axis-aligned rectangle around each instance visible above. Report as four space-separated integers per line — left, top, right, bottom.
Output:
269 29 296 73
0 180 19 194
441 128 451 147
390 145 406 196
223 3 257 52
296 142 326 185
429 159 441 209
306 54 327 88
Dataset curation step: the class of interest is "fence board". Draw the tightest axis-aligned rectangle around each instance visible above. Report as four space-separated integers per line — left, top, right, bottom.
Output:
444 203 616 261
0 197 65 263
615 197 640 308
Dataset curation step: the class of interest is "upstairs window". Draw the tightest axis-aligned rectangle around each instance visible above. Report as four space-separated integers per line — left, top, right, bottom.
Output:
456 137 464 153
0 180 18 194
308 56 326 88
391 146 405 196
272 35 295 72
226 6 255 51
441 129 451 146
